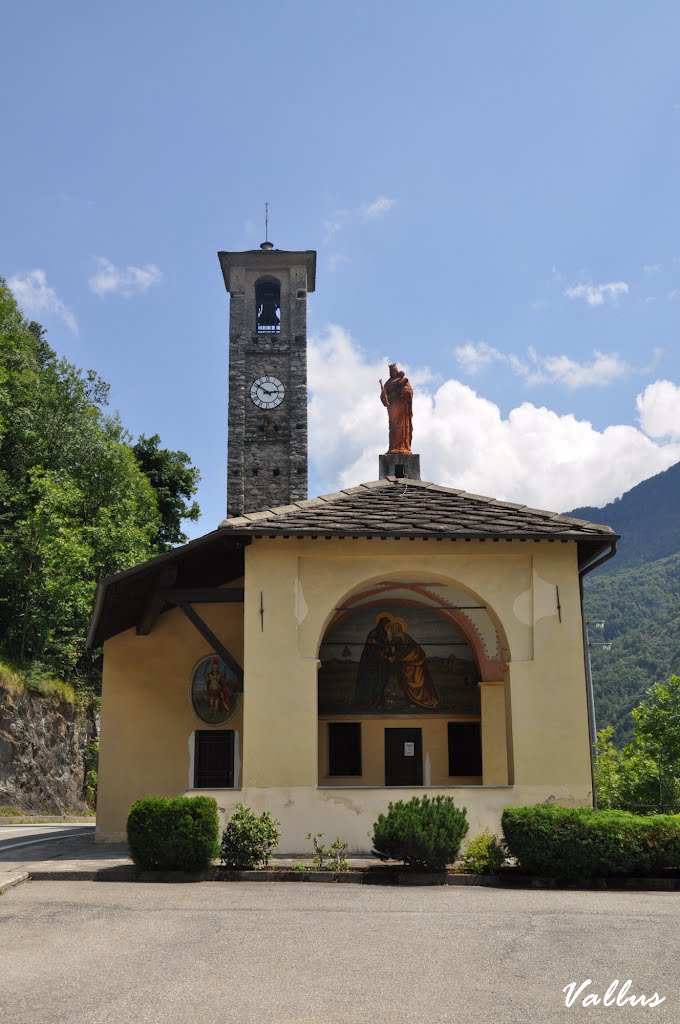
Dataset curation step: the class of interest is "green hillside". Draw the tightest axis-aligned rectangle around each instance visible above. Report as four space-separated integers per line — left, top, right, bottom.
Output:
566 460 680 740
585 551 680 742
568 461 680 572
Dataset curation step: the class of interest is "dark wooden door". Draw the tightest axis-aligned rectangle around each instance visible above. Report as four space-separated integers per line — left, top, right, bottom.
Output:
385 728 423 786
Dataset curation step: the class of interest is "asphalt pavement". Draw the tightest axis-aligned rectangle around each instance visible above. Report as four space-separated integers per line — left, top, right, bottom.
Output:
1 880 678 1024
0 824 122 892
0 822 95 852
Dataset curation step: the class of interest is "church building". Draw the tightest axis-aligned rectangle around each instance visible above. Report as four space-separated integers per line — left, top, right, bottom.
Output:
89 242 618 851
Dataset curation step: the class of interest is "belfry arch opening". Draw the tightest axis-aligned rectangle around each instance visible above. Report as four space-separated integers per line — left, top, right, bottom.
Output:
255 276 281 333
316 578 510 789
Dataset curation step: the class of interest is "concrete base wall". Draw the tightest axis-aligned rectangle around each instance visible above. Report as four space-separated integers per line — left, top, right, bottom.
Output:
96 783 592 852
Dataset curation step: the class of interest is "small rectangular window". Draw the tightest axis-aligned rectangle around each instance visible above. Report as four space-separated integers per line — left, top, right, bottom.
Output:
448 722 482 777
328 723 362 777
194 730 234 788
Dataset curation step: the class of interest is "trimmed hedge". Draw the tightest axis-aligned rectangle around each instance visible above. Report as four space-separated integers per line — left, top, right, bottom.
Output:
127 795 220 872
372 795 468 871
502 804 680 878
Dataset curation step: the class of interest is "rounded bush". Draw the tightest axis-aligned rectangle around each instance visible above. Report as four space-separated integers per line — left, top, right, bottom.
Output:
372 795 468 871
502 804 680 878
127 795 220 872
221 804 281 869
460 829 506 875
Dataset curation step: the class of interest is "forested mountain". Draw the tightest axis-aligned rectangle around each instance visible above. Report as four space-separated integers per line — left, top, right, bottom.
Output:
584 553 680 741
568 461 680 572
568 461 680 741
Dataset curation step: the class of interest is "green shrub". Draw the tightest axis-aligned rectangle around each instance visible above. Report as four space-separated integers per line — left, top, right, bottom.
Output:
372 795 468 871
502 804 680 878
220 804 280 869
127 795 219 872
306 832 349 871
460 829 506 874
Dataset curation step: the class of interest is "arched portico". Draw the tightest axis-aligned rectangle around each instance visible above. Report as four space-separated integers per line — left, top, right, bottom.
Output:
316 575 511 788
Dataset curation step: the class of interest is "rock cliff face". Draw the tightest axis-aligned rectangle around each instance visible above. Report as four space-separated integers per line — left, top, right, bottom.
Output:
0 685 92 812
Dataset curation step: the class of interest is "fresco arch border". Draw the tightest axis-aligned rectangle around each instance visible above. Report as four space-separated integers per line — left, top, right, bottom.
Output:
315 570 510 683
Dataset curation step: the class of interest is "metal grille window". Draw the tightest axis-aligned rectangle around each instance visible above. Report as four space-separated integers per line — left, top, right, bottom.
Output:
194 730 235 788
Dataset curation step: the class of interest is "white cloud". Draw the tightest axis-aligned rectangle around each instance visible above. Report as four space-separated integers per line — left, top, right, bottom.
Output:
643 264 662 273
320 198 395 246
565 281 629 306
89 257 162 298
455 341 630 389
636 380 680 440
454 341 506 374
360 196 396 220
527 350 629 388
309 325 680 511
8 269 78 333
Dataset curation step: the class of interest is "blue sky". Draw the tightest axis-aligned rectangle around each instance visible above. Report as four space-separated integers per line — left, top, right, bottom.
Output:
2 1 680 533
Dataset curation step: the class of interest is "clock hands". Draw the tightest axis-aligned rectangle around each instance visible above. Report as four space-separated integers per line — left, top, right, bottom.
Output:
251 376 284 408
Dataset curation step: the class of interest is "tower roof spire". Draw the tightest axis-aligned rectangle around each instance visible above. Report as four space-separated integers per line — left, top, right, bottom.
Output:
260 201 274 250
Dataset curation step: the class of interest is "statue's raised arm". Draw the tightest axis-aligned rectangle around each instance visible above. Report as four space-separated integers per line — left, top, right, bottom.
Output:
380 362 413 454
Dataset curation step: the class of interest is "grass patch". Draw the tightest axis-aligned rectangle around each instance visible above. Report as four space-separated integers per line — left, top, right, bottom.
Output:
0 653 76 706
0 658 26 696
0 805 24 816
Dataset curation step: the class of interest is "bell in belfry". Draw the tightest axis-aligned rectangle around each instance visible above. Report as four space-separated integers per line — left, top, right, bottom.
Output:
257 281 280 329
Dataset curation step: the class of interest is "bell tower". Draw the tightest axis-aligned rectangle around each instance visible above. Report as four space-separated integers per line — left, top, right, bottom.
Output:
218 242 316 518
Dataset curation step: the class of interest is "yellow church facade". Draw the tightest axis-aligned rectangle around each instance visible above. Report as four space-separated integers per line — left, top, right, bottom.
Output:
91 479 616 852
89 242 617 853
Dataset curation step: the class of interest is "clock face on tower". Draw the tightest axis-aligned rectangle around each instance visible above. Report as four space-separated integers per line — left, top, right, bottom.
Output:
250 375 285 409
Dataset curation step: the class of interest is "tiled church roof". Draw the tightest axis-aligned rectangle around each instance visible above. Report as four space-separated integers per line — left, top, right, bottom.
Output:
87 479 617 647
219 478 616 540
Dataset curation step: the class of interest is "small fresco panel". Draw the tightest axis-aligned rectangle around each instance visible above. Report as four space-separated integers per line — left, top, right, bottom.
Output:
191 655 242 726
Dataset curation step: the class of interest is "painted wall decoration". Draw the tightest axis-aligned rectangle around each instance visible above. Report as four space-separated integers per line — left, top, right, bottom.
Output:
190 655 241 725
319 602 481 715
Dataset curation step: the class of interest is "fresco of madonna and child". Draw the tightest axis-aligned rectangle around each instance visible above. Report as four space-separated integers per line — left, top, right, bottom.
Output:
318 605 480 715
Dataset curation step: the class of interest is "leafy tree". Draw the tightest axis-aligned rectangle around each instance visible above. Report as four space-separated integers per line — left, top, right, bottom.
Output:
3 468 93 667
132 433 200 550
632 676 680 774
593 726 662 810
594 679 680 810
0 277 200 680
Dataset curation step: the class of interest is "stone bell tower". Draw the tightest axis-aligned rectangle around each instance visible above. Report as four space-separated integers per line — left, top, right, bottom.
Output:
218 242 316 518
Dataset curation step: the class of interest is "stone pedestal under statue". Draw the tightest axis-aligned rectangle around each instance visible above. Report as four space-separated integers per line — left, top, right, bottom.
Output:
379 452 421 480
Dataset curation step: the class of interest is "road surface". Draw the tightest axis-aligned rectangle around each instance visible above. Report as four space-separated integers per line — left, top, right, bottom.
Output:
0 821 95 853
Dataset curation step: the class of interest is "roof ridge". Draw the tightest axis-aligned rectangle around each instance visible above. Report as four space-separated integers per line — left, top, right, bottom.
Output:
218 479 617 536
